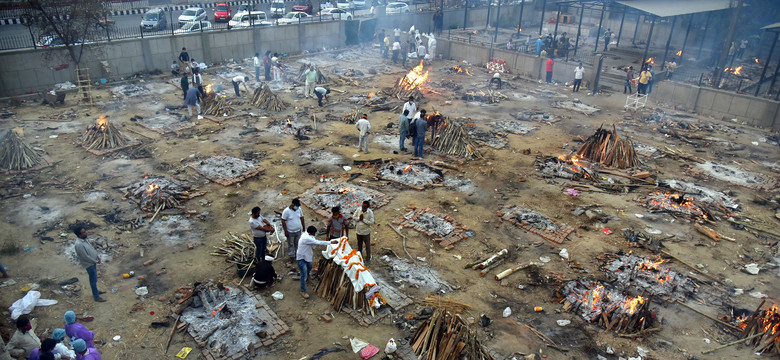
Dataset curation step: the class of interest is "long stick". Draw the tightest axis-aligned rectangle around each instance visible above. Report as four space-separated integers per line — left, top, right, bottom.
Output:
149 204 164 223
701 332 764 354
165 317 179 354
238 258 255 285
660 250 721 283
728 218 780 238
676 300 740 331
387 223 413 261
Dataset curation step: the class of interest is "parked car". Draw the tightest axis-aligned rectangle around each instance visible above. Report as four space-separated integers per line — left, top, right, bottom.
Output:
270 0 286 16
175 20 213 34
353 0 366 8
336 0 350 9
140 8 167 31
236 4 255 13
277 11 324 24
292 0 313 14
319 8 352 20
229 11 272 27
178 7 206 27
214 3 231 22
385 2 410 14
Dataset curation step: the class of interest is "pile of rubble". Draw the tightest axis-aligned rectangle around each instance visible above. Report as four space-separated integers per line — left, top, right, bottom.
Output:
189 155 264 186
497 205 574 244
377 161 443 190
392 207 471 249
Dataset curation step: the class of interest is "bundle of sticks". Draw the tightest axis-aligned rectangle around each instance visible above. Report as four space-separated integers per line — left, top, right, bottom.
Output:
297 63 328 83
211 232 255 265
737 300 780 354
431 118 482 159
463 249 507 277
410 308 496 360
343 108 360 124
251 85 287 111
575 125 638 169
313 257 375 316
201 92 234 116
80 116 128 151
0 129 45 171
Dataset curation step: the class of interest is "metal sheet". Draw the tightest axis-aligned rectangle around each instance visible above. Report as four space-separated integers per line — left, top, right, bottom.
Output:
616 0 736 17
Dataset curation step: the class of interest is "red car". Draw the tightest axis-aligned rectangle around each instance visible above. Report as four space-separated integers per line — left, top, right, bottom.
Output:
214 3 231 22
292 0 313 14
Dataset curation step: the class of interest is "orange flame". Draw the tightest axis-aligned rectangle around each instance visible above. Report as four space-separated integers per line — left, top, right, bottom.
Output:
205 84 213 94
754 58 760 64
724 66 743 75
622 296 645 315
675 50 682 56
403 165 413 172
146 183 160 195
399 60 429 90
645 57 655 64
96 116 108 129
368 92 375 99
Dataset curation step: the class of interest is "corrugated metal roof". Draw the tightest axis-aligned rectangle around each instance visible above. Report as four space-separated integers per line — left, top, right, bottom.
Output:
616 0 736 17
761 22 780 31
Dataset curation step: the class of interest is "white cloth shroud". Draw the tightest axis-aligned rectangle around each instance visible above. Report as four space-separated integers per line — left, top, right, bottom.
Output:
9 291 58 320
322 237 384 308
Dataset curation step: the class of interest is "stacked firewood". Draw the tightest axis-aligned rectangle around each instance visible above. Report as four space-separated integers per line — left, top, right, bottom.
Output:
737 300 780 355
411 308 496 360
80 116 129 151
201 92 234 116
343 108 360 124
576 125 638 169
431 117 482 159
297 63 328 83
0 129 45 171
314 258 376 315
211 232 255 266
251 85 287 111
560 280 657 335
123 177 189 212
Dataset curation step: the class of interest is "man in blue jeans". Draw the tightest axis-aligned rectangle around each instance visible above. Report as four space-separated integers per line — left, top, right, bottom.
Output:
74 227 106 302
398 109 410 152
412 109 428 158
296 226 339 299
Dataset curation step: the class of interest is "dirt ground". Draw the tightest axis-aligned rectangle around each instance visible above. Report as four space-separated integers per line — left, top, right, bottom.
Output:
0 45 778 360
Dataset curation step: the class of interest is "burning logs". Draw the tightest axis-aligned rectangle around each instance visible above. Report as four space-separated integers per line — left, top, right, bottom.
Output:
536 156 596 181
390 60 428 100
736 302 780 355
431 118 482 159
201 92 234 116
644 191 710 220
560 280 658 334
602 254 695 302
410 308 496 360
0 129 45 172
576 125 638 169
80 116 129 151
122 177 200 212
251 84 287 111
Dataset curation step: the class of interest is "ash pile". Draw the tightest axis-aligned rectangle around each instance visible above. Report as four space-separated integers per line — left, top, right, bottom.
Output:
267 115 314 135
551 100 599 115
299 183 391 218
510 111 555 123
178 283 289 359
643 191 710 220
122 176 204 212
392 207 470 249
662 179 740 211
111 83 150 97
535 156 596 181
189 155 264 186
602 254 695 302
489 120 536 135
642 109 696 130
348 92 387 106
377 161 443 191
559 280 658 334
497 205 574 244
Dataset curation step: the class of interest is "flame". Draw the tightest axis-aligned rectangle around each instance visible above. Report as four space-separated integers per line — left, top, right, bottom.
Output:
146 183 160 195
368 92 375 99
622 296 645 315
647 192 706 218
724 66 743 75
675 50 682 56
399 60 429 90
205 84 213 94
472 30 478 35
733 66 743 75
754 58 760 64
645 57 655 64
403 165 413 172
451 65 472 75
96 116 108 130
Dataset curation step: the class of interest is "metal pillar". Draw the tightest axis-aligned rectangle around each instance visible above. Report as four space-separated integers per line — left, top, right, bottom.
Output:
573 1 584 56
697 12 711 59
463 1 468 29
755 32 778 97
679 14 694 65
516 0 524 38
713 0 743 87
494 0 502 42
538 0 546 36
632 14 640 44
553 4 561 40
616 5 627 47
640 16 656 66
661 16 677 70
594 2 606 52
486 0 491 28
770 48 780 95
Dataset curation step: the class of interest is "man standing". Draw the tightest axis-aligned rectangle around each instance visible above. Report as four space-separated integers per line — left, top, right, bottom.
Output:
647 65 655 94
180 74 189 100
5 316 40 359
263 51 272 81
624 66 634 94
314 86 330 107
393 27 401 42
573 62 584 92
325 206 348 240
398 109 410 152
352 200 374 263
296 226 339 298
535 36 543 56
383 35 390 59
638 66 652 95
192 70 203 95
377 29 386 57
74 227 106 302
737 39 748 60
413 109 428 158
232 76 249 98
304 65 317 98
546 57 554 84
253 53 261 81
178 47 190 66
391 40 401 64
603 28 611 51
281 198 305 264
249 206 275 265
402 96 416 118
355 114 371 153
184 86 201 117
427 34 436 62
401 40 409 67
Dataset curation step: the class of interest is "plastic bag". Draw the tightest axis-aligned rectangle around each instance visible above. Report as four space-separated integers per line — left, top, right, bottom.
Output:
384 339 397 354
271 291 284 300
502 307 512 318
360 344 379 359
9 291 58 320
350 338 369 353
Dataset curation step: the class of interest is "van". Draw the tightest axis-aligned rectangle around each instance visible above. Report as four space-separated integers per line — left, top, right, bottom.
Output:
270 0 286 16
141 8 167 31
228 11 270 28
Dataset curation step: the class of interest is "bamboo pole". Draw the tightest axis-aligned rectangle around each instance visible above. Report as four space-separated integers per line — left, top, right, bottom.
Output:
702 332 764 354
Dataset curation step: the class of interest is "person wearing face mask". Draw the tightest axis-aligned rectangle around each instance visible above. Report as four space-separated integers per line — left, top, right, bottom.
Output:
6 316 40 359
281 198 305 265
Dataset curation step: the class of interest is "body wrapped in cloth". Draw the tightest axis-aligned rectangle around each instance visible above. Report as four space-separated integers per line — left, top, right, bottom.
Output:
319 237 386 309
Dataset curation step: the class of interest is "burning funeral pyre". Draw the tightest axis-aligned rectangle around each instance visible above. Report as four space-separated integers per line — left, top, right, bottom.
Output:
497 205 574 244
0 129 47 172
736 301 780 355
644 191 710 220
536 155 596 181
429 113 482 159
201 85 234 116
392 207 470 249
575 125 639 169
448 64 472 75
377 161 443 190
80 116 133 154
251 84 287 111
188 155 264 186
559 280 658 335
601 254 695 302
298 183 391 218
122 176 204 213
390 60 428 100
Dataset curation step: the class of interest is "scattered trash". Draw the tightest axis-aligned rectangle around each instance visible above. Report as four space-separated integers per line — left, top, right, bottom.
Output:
271 291 284 300
636 346 649 358
343 166 352 171
479 314 491 327
744 263 760 275
122 271 135 279
113 335 121 341
176 347 192 359
359 344 380 359
534 306 543 312
384 339 397 354
416 257 427 262
566 188 580 196
559 248 569 260
601 228 613 235
503 307 512 318
556 319 571 326
539 256 551 263
135 286 149 296
750 291 767 299
645 228 662 234
350 338 369 353
703 338 711 344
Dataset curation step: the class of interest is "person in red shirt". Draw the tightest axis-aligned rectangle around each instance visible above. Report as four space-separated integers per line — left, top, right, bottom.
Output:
325 206 349 240
546 58 554 84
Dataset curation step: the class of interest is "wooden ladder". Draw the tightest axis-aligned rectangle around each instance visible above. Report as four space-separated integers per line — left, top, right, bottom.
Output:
75 67 93 104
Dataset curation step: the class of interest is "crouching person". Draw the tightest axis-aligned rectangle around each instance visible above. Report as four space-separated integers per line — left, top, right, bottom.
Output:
252 255 278 290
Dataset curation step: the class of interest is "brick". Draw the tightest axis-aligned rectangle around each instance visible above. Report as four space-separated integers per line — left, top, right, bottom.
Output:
320 314 333 322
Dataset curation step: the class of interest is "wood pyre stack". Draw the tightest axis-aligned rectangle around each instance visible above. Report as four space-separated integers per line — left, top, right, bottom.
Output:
201 85 234 116
410 297 496 360
736 300 780 355
314 258 375 314
559 280 658 335
123 177 195 213
211 232 255 268
0 129 46 172
430 114 482 159
390 60 428 100
575 125 638 169
342 108 360 124
251 84 287 111
80 116 129 151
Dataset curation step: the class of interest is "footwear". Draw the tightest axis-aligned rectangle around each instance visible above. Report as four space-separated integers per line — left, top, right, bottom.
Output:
301 292 310 299
94 297 107 303
98 290 106 295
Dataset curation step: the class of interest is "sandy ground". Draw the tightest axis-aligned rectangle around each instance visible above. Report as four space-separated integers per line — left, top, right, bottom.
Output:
0 45 778 360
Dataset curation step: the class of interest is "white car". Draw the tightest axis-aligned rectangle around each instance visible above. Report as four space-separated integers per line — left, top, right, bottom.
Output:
336 0 350 9
270 0 286 16
175 21 213 34
354 0 366 8
178 7 206 27
277 11 309 24
319 8 352 20
385 2 410 14
229 11 272 27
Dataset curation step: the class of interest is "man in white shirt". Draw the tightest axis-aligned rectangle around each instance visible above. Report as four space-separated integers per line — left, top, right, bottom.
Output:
573 62 584 92
232 75 249 97
281 198 305 264
402 96 416 118
427 34 436 62
391 41 401 64
296 226 339 298
249 206 275 264
417 43 427 59
314 86 330 107
355 114 371 153
352 200 375 263
393 27 401 42
252 53 261 81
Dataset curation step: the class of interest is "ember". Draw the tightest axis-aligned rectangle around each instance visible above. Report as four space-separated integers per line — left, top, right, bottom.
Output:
603 254 695 302
676 50 682 56
391 60 429 100
298 183 391 218
122 176 203 213
736 301 780 355
448 64 472 75
645 57 655 64
536 156 595 181
377 161 443 190
645 191 709 220
560 280 658 334
80 116 131 153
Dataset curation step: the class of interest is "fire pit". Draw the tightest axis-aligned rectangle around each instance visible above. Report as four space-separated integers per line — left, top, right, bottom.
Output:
643 191 710 220
497 205 574 244
736 301 780 355
80 116 140 155
446 64 472 75
298 183 391 218
392 207 471 249
560 279 658 334
602 254 695 302
377 161 443 190
390 60 428 100
536 156 596 181
122 176 205 213
188 155 265 186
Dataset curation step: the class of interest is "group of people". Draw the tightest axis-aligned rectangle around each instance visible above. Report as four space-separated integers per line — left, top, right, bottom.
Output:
3 311 101 360
249 199 375 299
253 51 284 83
302 65 331 106
623 65 654 95
397 96 433 158
378 27 436 66
535 32 570 59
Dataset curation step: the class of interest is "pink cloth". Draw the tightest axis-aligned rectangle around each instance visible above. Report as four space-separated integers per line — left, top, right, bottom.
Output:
360 344 380 359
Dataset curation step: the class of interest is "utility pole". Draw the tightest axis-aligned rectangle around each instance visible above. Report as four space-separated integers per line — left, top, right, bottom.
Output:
712 0 743 87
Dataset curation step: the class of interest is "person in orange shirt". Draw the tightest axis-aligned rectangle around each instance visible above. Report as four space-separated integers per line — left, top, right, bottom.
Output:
546 58 554 84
